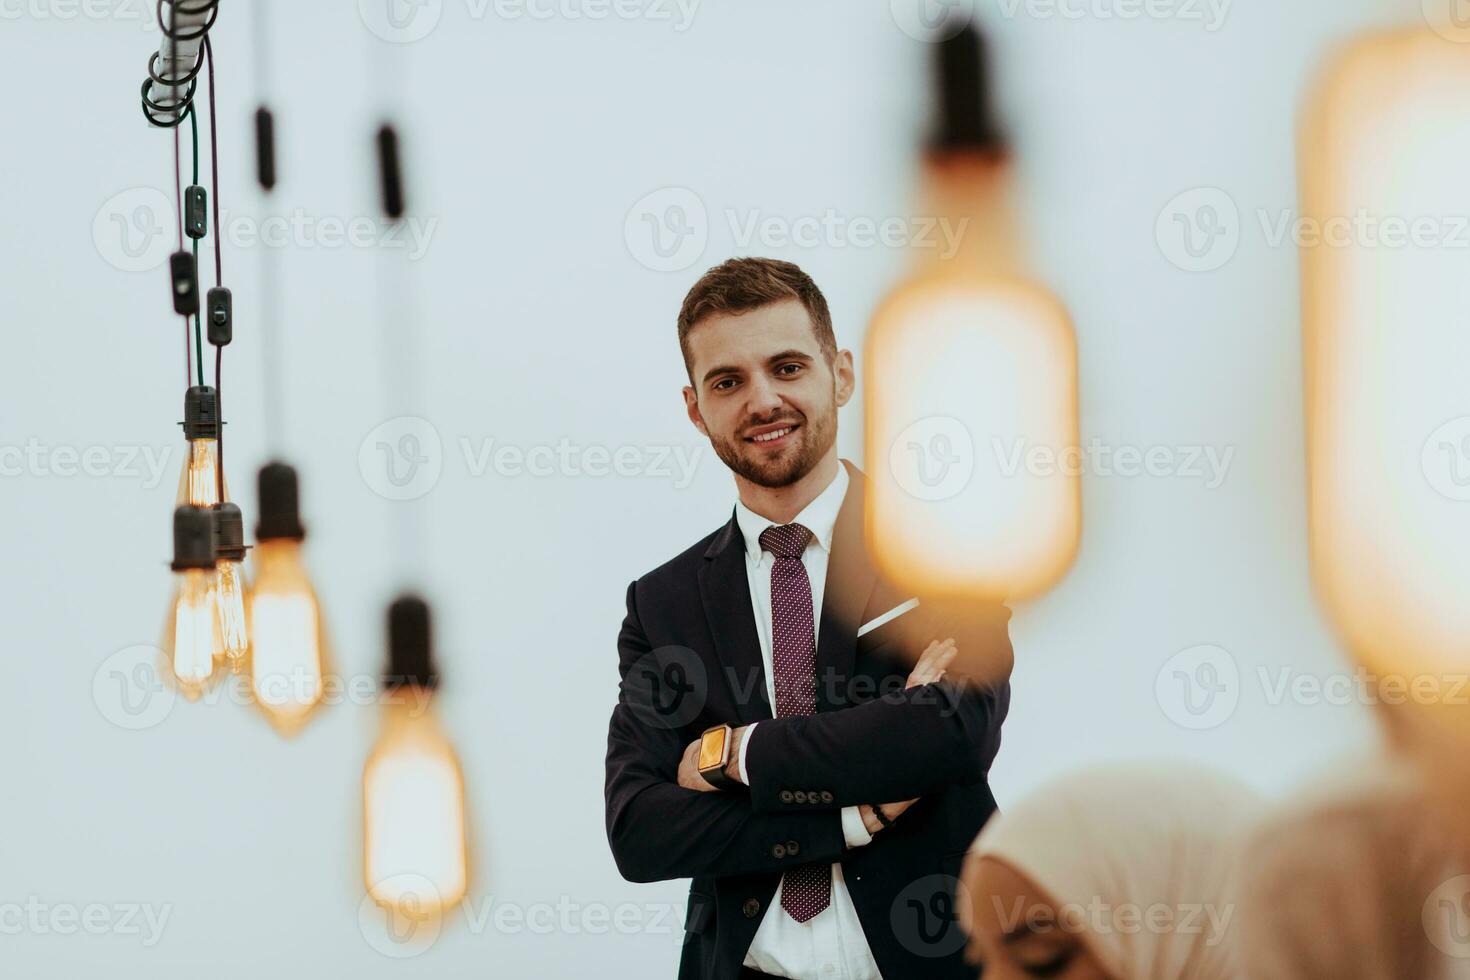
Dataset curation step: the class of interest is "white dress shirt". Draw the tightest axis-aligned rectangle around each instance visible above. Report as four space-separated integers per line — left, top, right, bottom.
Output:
731 463 883 980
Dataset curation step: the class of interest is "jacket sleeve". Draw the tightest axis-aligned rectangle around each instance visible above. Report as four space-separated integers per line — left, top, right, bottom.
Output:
743 598 1012 812
604 580 847 883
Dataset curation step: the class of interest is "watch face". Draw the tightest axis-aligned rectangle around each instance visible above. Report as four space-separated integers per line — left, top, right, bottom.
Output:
697 728 727 771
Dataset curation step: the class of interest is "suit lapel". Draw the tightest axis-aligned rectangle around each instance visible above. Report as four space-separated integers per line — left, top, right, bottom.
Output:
815 461 878 712
698 513 773 726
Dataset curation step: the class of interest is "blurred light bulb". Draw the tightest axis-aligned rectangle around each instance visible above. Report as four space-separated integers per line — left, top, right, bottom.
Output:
162 506 221 700
865 26 1080 607
1301 30 1470 680
363 596 468 916
248 463 325 735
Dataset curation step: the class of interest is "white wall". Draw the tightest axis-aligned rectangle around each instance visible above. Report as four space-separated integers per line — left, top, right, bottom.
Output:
0 0 1412 974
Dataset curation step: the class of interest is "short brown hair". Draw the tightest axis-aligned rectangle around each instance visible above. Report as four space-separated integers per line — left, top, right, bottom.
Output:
677 257 837 378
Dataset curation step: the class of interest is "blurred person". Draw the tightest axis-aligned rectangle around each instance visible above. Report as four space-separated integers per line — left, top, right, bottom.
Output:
604 257 1014 979
960 763 1259 980
1237 756 1470 980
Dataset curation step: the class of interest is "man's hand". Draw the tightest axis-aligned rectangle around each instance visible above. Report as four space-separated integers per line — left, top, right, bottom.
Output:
861 798 919 835
906 637 957 689
677 738 718 792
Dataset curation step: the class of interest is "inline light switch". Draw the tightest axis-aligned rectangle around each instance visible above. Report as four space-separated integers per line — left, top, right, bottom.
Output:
207 287 232 346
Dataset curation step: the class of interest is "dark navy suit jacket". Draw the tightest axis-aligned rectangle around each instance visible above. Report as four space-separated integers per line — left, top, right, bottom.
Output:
605 461 1012 979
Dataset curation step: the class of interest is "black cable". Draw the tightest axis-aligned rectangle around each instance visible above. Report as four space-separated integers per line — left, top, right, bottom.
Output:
215 345 225 504
204 34 222 286
141 0 219 127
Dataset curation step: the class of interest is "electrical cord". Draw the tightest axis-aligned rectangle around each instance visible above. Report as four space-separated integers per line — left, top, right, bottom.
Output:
141 0 219 127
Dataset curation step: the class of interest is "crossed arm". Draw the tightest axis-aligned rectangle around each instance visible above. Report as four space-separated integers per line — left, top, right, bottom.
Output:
605 581 1012 884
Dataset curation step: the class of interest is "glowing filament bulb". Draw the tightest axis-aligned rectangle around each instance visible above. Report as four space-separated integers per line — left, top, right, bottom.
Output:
162 506 221 701
212 502 250 671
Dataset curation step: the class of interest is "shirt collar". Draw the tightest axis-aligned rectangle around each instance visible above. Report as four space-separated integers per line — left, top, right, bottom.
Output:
733 462 850 564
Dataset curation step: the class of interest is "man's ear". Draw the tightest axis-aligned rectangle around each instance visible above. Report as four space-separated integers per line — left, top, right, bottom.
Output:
683 386 709 437
833 349 856 408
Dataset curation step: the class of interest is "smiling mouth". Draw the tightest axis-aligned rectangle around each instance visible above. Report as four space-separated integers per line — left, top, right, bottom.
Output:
746 423 799 446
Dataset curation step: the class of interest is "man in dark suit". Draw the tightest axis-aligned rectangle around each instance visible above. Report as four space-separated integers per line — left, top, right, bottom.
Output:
605 257 1012 979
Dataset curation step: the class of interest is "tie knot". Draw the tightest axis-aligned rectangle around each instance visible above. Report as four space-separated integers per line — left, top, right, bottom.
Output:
759 523 812 560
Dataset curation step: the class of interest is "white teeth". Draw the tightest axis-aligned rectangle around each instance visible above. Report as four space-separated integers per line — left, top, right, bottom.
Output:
751 426 793 443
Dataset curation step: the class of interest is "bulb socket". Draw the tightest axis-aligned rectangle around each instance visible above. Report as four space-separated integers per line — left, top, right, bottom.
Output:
385 594 439 691
256 461 306 541
213 502 247 562
181 385 220 440
931 23 1007 155
171 505 217 571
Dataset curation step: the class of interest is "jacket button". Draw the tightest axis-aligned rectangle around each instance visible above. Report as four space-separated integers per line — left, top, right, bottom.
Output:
807 791 819 803
743 899 761 918
793 791 808 803
820 791 834 804
786 840 800 856
772 843 787 858
780 790 794 804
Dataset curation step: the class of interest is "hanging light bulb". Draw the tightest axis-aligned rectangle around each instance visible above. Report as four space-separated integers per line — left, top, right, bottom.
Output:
865 25 1080 609
212 502 250 673
177 385 227 507
1301 31 1470 684
363 596 468 918
248 462 326 734
161 505 221 700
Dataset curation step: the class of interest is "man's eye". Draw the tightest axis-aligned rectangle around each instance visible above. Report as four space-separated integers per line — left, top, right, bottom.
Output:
712 378 737 391
776 363 803 376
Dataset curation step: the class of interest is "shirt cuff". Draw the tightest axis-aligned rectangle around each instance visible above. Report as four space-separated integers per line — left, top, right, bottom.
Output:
842 806 873 848
735 722 755 785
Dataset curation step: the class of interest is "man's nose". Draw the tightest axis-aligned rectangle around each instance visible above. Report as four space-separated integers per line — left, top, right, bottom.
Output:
743 375 784 416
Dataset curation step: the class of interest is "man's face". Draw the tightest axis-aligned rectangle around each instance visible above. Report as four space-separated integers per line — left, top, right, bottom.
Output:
682 299 854 489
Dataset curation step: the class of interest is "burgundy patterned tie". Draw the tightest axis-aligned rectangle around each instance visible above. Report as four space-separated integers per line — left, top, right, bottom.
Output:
759 522 831 924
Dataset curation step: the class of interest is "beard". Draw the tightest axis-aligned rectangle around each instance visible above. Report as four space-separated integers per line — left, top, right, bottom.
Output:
708 396 837 489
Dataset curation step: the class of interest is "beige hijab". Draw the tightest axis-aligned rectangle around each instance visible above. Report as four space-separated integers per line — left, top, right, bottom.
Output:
1237 757 1470 980
968 763 1261 980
